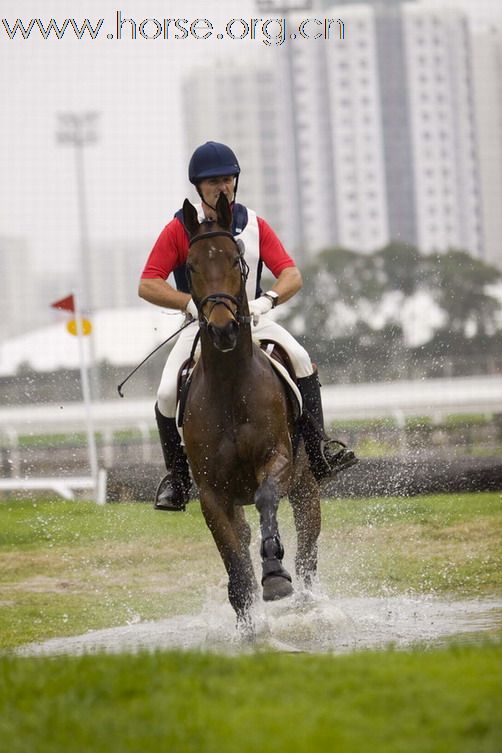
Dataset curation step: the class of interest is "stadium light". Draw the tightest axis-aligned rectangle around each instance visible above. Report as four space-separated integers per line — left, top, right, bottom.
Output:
56 111 100 312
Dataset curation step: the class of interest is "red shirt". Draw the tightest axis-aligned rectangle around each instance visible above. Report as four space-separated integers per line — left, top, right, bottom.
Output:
141 215 296 280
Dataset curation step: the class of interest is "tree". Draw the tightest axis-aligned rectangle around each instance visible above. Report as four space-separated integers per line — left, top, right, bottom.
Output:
423 250 501 336
277 242 502 378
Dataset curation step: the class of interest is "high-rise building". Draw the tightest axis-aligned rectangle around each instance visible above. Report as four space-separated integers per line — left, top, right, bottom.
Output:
87 239 150 310
182 59 298 253
470 21 502 268
0 236 34 339
182 1 502 266
375 4 417 246
401 4 482 257
323 3 389 253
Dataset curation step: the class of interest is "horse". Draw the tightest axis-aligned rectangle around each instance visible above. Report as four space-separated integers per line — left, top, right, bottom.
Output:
181 193 321 629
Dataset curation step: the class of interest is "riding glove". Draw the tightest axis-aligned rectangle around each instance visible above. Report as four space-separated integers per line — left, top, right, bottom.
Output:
184 298 199 321
248 295 273 325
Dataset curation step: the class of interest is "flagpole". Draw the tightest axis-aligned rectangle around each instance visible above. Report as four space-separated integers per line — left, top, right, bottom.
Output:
73 290 99 494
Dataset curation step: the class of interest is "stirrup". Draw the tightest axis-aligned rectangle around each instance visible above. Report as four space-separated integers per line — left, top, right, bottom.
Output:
154 473 189 512
320 439 359 478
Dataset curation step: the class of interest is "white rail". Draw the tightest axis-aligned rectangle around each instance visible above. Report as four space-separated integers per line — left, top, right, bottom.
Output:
0 470 107 504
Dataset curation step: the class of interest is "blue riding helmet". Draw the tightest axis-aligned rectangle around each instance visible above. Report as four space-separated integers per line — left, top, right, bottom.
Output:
188 141 241 184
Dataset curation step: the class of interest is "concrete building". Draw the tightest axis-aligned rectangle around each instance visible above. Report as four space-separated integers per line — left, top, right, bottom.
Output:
375 4 417 246
181 1 502 267
182 59 298 254
87 239 150 311
322 3 389 252
402 4 482 257
0 236 34 340
470 21 502 268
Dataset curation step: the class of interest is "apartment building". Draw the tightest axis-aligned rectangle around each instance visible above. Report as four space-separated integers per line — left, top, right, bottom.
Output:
182 1 502 267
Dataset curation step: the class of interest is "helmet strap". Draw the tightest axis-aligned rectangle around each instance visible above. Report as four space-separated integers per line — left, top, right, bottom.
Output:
196 175 239 215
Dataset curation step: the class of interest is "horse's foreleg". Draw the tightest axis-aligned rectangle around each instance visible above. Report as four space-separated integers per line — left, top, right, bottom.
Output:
254 466 293 602
289 450 321 589
200 491 256 620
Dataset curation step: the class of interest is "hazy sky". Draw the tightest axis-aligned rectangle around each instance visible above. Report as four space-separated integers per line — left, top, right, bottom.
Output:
1 0 501 285
1 0 258 280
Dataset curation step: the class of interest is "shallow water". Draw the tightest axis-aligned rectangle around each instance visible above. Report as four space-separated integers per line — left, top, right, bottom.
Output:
16 587 502 657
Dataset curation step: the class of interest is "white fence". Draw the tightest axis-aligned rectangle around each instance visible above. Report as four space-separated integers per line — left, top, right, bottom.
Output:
1 375 501 501
1 375 501 437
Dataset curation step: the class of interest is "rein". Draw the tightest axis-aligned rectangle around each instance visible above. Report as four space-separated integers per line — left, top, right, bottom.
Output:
188 230 252 326
117 228 250 397
117 317 194 397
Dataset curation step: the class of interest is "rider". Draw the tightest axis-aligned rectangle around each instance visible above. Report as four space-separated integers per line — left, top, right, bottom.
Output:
139 141 358 510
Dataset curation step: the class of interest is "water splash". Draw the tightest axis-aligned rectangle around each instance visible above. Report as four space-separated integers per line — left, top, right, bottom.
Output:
15 584 501 657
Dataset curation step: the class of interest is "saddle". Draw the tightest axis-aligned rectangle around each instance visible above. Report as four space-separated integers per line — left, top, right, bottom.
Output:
176 340 302 430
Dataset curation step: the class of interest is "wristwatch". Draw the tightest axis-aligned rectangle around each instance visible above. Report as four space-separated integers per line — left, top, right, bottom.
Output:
263 290 279 308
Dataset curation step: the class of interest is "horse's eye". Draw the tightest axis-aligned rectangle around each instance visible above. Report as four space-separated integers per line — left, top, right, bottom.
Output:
187 263 195 274
232 258 240 268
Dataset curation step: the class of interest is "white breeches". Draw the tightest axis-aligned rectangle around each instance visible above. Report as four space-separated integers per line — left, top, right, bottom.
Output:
157 316 313 417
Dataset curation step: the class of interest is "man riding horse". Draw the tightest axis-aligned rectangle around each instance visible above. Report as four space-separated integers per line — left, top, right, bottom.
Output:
139 141 358 510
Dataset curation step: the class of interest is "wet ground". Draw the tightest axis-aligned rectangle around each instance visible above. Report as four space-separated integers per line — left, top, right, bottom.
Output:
16 588 502 657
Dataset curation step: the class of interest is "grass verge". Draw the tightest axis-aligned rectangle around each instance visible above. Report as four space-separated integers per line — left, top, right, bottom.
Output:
0 644 501 753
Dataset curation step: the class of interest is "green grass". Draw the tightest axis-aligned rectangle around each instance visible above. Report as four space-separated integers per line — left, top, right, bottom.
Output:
320 493 502 596
0 493 500 650
13 429 159 448
0 644 501 753
1 494 501 752
331 414 494 431
0 499 218 650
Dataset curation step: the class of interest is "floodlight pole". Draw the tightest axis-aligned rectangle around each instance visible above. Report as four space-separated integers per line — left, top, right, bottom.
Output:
56 112 99 314
56 112 101 399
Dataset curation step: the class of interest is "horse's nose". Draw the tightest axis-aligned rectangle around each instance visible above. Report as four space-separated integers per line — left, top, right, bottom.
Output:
208 320 239 352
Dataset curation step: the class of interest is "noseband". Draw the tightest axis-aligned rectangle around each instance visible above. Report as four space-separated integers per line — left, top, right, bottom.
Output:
187 230 252 326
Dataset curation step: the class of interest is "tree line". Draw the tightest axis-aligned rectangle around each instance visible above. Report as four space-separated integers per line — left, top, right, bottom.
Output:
276 243 502 382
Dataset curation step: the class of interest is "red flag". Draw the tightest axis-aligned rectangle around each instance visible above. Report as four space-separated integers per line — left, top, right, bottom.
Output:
51 294 75 312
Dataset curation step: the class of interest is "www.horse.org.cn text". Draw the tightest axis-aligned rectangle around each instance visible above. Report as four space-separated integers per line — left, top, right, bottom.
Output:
1 13 346 46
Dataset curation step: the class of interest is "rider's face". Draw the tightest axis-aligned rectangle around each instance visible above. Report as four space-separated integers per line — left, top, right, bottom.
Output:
198 175 235 215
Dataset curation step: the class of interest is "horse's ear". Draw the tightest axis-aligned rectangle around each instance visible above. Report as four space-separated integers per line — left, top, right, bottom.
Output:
182 199 200 237
216 193 232 230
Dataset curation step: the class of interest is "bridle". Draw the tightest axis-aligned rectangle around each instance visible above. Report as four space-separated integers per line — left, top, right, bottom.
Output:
187 229 252 327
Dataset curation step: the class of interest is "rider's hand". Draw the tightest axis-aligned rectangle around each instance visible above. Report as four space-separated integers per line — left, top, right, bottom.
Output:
184 298 198 321
248 295 273 325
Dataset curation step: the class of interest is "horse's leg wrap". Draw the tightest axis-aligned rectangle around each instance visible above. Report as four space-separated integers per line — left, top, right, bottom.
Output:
260 535 291 584
255 481 292 590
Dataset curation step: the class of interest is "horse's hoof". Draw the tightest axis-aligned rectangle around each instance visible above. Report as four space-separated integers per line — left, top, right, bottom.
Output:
262 575 294 602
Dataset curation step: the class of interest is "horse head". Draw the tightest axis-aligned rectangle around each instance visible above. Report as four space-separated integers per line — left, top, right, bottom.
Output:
183 194 249 353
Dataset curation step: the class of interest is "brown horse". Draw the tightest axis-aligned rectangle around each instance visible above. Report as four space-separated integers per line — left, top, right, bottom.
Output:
181 194 321 628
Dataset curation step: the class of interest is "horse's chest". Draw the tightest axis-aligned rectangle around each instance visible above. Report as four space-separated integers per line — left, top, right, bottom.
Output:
185 419 260 502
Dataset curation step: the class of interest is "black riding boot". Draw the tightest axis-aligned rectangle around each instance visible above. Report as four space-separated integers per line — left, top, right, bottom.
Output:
298 371 358 482
154 403 191 511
